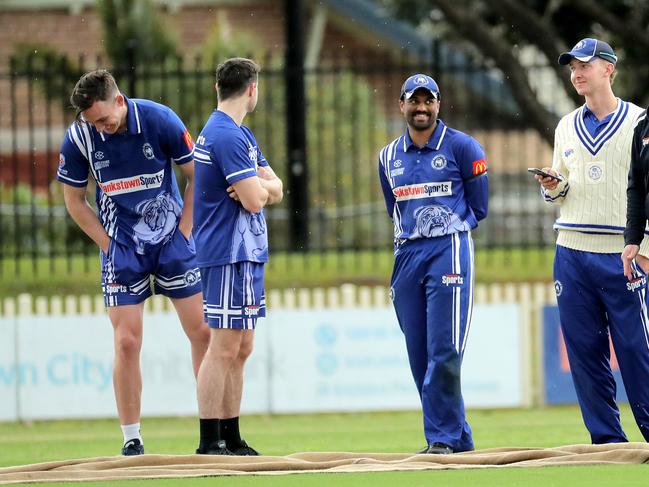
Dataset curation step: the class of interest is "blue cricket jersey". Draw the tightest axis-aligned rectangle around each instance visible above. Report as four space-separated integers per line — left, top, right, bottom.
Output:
192 110 269 267
57 97 194 254
378 120 489 246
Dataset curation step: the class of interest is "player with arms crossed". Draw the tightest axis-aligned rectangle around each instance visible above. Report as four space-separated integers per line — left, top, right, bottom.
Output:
378 74 488 454
57 70 210 455
536 38 649 443
193 58 283 455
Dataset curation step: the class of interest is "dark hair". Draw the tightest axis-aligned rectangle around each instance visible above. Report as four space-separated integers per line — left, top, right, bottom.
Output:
70 69 119 117
216 58 260 101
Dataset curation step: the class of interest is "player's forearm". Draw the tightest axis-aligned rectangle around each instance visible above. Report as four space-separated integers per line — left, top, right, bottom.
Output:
65 198 111 252
259 177 283 205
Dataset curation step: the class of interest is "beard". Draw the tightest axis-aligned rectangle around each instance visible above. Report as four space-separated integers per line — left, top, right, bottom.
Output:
407 111 436 131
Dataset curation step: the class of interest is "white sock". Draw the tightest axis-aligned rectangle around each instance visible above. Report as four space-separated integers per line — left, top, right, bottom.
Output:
121 423 143 445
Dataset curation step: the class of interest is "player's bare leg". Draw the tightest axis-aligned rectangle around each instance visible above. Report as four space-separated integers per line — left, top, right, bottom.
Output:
108 303 146 455
171 293 210 377
221 330 254 417
197 328 255 455
109 303 145 424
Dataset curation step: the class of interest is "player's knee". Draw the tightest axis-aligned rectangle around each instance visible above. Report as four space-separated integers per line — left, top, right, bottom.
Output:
237 339 254 362
114 331 142 357
189 321 210 345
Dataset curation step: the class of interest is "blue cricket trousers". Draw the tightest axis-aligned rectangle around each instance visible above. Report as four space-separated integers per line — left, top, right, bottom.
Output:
390 232 474 452
554 245 649 443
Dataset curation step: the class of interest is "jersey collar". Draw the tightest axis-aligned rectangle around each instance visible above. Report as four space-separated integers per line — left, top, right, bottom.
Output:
403 119 447 152
124 96 143 135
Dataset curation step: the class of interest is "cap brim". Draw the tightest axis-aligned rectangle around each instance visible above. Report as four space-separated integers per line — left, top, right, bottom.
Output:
403 87 437 100
558 52 594 65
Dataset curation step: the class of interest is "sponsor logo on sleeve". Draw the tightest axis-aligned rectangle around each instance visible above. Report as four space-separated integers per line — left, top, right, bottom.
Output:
183 129 193 150
58 153 67 175
98 170 165 196
472 158 487 176
248 145 258 164
393 182 452 201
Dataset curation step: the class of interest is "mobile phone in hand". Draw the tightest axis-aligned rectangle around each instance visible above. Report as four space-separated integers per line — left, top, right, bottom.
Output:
527 168 563 182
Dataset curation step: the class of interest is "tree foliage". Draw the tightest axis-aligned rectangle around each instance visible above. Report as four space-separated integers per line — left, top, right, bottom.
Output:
380 0 649 144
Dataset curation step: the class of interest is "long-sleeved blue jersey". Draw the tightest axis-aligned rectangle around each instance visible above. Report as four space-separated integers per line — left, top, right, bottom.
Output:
378 120 488 246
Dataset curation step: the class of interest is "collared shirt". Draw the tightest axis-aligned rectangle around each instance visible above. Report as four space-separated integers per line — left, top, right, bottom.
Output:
573 98 629 156
378 119 489 246
192 110 269 267
57 97 193 254
582 104 616 138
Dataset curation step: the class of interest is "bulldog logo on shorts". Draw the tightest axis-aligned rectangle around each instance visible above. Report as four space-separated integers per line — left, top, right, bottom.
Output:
184 269 200 286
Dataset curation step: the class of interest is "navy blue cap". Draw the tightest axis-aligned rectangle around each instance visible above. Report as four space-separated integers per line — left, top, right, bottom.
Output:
400 74 440 100
558 38 617 65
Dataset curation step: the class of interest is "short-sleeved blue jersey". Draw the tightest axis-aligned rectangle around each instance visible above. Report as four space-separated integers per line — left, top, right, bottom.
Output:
378 120 489 246
192 110 269 267
57 97 194 254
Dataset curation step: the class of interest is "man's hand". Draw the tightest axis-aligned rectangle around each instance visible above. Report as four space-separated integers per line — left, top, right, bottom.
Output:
622 244 640 280
636 254 649 274
227 185 240 202
535 167 560 190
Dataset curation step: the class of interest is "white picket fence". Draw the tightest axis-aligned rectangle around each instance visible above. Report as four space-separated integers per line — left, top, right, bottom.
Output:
1 282 557 316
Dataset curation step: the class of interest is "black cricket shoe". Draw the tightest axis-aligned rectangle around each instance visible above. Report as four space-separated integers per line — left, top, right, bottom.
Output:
122 438 144 456
230 439 260 456
196 439 234 455
419 442 453 455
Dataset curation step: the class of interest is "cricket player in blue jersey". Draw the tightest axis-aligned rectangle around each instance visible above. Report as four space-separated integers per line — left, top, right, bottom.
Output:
57 70 209 455
378 74 488 454
192 58 283 456
537 38 649 443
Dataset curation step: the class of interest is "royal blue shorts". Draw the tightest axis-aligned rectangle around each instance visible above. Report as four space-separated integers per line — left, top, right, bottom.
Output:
200 262 266 329
100 227 202 307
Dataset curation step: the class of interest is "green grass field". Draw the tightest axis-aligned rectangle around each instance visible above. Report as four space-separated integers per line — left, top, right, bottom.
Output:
1 406 646 486
0 247 556 298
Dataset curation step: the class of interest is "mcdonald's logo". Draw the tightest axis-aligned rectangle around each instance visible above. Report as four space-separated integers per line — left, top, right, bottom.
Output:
472 159 487 176
183 129 194 150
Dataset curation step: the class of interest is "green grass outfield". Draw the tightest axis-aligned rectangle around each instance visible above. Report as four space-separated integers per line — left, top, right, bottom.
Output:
0 247 556 298
1 405 646 486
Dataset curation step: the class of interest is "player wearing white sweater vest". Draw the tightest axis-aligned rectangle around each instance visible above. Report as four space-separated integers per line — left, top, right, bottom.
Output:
536 38 649 444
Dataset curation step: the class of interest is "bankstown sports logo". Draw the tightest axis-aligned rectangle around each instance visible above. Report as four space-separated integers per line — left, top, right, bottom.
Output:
143 143 155 160
98 170 165 196
442 274 464 286
627 275 646 292
243 305 261 317
393 182 452 201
